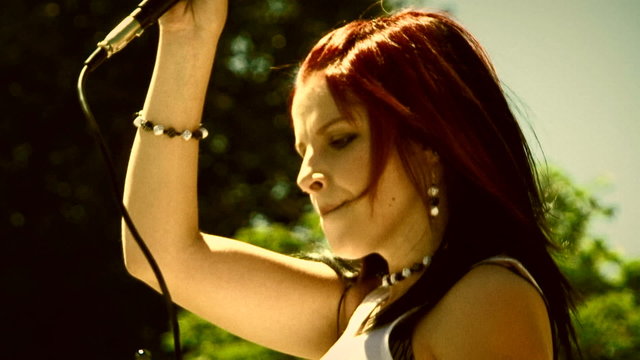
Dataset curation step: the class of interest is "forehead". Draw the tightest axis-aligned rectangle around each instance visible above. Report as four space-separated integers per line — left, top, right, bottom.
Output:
291 73 342 134
291 73 367 142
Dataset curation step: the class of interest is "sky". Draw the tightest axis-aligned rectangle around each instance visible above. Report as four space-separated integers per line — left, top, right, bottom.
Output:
401 0 640 256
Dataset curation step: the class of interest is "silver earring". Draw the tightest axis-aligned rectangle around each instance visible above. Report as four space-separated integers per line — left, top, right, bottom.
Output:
427 185 440 217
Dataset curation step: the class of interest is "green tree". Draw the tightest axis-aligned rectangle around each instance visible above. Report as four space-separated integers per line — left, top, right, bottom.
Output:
162 311 300 360
543 168 640 359
576 290 640 359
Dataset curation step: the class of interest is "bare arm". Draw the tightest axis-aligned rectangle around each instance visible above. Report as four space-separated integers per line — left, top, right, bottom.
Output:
122 1 342 357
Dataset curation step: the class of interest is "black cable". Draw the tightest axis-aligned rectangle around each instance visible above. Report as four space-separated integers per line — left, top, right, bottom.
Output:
77 64 183 360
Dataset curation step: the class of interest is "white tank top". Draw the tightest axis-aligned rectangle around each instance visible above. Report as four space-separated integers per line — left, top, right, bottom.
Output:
320 256 546 359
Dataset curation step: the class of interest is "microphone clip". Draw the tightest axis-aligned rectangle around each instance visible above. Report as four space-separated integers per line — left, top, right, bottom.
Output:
98 13 144 59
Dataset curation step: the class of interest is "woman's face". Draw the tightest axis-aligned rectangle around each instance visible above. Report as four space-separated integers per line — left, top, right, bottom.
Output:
291 73 431 260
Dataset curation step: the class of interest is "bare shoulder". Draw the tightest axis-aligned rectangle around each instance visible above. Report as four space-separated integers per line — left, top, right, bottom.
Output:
412 264 553 360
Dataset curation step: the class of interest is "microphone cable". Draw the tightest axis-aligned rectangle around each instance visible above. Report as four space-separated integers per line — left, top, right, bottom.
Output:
77 63 183 360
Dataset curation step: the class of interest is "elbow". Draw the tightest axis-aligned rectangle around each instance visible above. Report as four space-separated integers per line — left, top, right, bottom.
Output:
121 228 155 285
123 246 160 289
123 250 146 280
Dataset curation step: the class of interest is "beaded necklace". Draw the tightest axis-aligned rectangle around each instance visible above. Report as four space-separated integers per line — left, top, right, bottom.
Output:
381 255 432 287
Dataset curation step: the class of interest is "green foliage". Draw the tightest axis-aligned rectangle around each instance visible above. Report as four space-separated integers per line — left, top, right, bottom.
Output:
543 168 620 298
233 212 324 255
576 291 640 359
621 260 640 295
162 311 300 360
542 168 640 358
543 168 615 253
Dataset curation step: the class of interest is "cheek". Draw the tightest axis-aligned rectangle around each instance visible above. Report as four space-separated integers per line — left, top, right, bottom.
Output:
339 145 371 191
371 156 423 216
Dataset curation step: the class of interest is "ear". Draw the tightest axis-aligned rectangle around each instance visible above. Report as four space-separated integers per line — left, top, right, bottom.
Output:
420 147 443 185
419 145 439 167
422 148 439 165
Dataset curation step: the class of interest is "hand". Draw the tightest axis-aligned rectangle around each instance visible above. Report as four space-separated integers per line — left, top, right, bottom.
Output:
159 0 228 37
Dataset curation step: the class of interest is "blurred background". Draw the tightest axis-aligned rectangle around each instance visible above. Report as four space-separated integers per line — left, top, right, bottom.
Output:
1 0 638 359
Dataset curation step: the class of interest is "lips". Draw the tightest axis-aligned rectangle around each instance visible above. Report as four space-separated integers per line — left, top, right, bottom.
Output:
317 191 367 217
318 200 350 216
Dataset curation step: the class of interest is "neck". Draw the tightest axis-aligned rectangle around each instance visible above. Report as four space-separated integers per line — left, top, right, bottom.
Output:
376 223 441 305
380 224 435 273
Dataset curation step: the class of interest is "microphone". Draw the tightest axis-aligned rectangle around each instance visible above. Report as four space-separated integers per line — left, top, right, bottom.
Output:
84 0 180 71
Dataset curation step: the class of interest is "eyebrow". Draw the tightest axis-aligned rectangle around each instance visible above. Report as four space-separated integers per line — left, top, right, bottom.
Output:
317 116 349 135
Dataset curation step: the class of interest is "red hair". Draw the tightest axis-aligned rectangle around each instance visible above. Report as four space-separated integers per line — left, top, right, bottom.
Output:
292 10 578 359
295 11 535 225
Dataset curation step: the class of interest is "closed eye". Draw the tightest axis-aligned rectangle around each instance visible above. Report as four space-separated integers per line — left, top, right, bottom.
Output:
330 134 357 150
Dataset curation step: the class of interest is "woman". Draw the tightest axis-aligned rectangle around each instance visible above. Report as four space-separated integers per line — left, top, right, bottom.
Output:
123 0 578 358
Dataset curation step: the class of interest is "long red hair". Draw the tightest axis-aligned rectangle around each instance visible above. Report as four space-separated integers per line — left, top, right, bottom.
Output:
293 10 577 359
296 11 539 226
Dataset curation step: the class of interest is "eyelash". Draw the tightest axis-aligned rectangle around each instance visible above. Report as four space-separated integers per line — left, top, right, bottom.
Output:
296 134 358 159
329 134 357 150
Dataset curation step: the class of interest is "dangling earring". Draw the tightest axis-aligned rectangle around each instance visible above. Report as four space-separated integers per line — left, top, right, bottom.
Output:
427 182 440 218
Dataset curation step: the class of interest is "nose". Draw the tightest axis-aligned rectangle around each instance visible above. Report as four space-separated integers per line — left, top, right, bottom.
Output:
297 152 327 194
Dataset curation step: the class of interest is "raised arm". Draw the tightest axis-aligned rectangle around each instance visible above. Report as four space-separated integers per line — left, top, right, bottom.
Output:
122 1 343 357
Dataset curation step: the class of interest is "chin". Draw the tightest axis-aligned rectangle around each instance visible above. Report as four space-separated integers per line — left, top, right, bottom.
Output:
321 212 377 259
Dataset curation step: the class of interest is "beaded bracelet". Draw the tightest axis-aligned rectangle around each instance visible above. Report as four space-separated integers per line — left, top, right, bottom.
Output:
133 112 209 141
